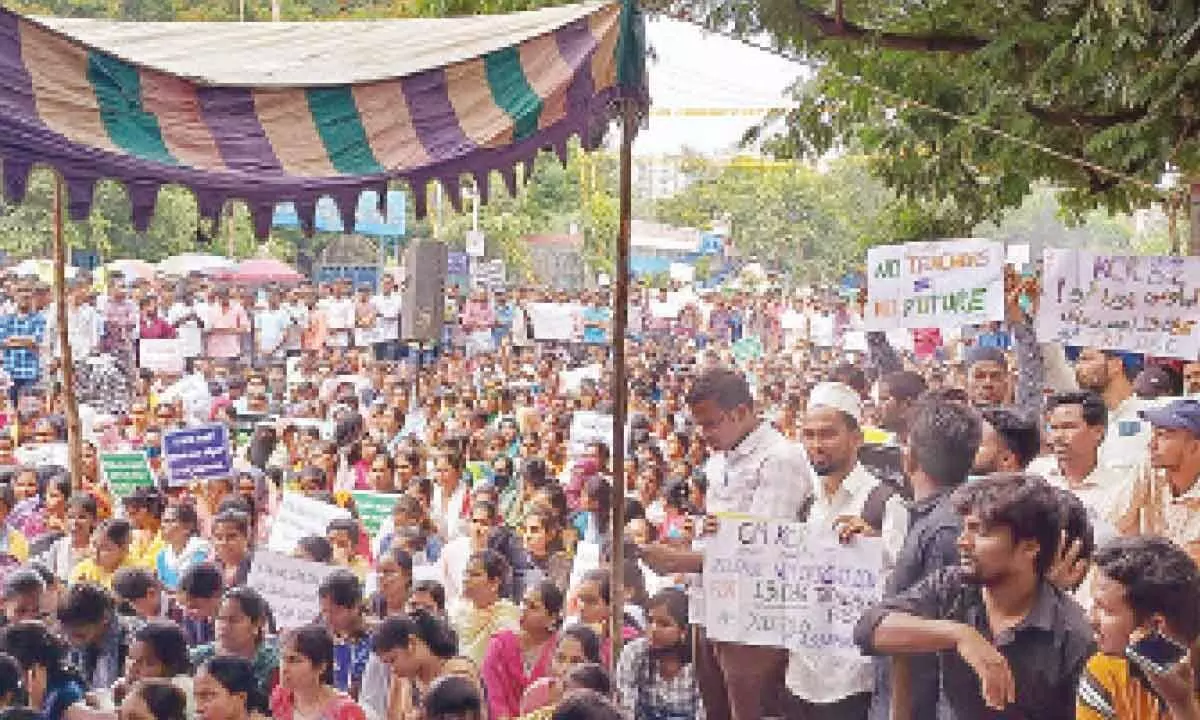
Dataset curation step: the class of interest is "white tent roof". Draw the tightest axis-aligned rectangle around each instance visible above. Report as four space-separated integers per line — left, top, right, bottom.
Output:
31 1 607 87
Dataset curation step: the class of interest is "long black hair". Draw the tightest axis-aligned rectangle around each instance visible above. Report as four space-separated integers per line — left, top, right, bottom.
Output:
0 621 85 688
198 655 270 714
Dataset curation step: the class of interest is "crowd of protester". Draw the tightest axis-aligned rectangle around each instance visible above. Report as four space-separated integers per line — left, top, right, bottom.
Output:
0 265 1191 720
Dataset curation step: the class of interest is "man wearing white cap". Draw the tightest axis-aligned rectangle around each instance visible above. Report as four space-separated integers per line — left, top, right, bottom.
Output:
786 381 908 720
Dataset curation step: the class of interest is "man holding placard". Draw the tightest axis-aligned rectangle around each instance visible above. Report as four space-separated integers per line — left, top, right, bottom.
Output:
786 382 908 719
640 367 814 720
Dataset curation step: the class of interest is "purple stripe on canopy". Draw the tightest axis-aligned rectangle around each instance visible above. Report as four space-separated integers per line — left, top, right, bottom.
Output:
556 18 597 117
0 12 35 117
401 68 475 164
196 86 282 174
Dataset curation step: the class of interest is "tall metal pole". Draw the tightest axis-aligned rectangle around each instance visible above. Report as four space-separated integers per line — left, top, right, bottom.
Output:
52 176 82 488
609 102 635 659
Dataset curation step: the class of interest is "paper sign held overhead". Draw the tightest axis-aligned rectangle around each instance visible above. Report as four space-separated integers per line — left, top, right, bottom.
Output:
1036 248 1200 358
864 239 1005 331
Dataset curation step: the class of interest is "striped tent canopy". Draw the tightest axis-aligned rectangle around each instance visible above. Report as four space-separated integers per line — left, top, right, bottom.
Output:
0 0 647 237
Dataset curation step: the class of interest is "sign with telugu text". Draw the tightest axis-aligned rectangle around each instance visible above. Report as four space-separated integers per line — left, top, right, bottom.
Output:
245 551 337 629
267 492 352 554
162 424 232 487
703 518 885 658
568 411 614 460
864 239 1005 330
1036 248 1200 358
527 303 582 341
100 452 154 498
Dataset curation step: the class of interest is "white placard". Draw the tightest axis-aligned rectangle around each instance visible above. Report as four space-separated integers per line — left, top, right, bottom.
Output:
1005 243 1031 266
864 239 1005 331
139 338 185 375
15 443 68 468
527 303 583 341
669 262 695 283
1036 248 1200 358
245 550 336 629
267 492 352 554
703 518 885 658
559 364 602 394
568 541 601 592
568 411 614 459
465 230 486 258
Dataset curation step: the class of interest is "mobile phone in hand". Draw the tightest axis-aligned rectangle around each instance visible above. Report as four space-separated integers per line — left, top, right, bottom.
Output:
1127 631 1188 674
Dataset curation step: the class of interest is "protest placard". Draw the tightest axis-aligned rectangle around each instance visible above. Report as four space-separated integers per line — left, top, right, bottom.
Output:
267 492 352 554
15 443 68 468
527 303 582 341
245 551 336 629
350 491 401 537
559 364 602 394
1036 248 1200 358
864 239 1005 331
731 337 764 364
99 452 154 498
568 411 614 459
703 518 885 658
138 338 185 375
162 424 231 487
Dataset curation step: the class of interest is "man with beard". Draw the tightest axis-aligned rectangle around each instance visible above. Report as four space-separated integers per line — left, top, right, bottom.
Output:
855 474 1094 719
965 346 1011 408
1074 347 1151 471
787 382 907 719
971 407 1041 477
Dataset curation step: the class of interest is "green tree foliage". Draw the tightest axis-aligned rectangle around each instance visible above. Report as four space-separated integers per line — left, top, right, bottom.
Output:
655 0 1194 234
654 155 901 280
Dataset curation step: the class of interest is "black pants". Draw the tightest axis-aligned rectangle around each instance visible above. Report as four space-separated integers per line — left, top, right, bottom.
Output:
786 692 871 720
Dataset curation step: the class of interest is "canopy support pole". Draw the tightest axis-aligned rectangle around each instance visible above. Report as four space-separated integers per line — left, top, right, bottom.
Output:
52 175 82 488
610 101 635 658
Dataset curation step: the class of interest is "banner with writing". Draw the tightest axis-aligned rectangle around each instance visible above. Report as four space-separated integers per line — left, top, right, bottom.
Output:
568 411 614 460
100 452 154 498
267 492 352 554
703 518 885 658
162 425 232 487
1037 248 1200 358
245 551 336 629
139 338 185 375
350 491 401 537
865 239 1005 330
527 303 583 341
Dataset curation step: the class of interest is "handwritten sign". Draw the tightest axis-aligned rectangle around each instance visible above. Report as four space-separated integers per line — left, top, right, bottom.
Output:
865 239 1004 330
162 424 231 487
138 338 185 375
350 491 401 537
527 303 582 341
100 452 154 498
703 518 885 658
1037 248 1200 358
568 411 614 459
245 551 336 629
267 492 352 554
14 443 67 468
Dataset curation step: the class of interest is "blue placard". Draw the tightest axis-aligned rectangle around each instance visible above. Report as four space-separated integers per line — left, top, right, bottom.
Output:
447 252 470 276
274 190 406 237
162 424 232 487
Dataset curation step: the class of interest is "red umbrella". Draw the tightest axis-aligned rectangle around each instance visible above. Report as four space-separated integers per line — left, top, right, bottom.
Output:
219 258 304 284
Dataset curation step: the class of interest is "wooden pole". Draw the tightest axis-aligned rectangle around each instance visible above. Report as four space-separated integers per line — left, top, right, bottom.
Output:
52 175 82 489
609 102 635 659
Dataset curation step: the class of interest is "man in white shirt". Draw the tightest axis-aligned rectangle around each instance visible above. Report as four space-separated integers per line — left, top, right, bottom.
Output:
254 288 292 364
324 281 354 349
640 367 814 720
1074 348 1151 471
1027 391 1130 541
372 274 402 361
787 382 907 719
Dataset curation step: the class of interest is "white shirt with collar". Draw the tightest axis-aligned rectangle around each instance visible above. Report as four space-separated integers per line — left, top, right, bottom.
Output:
1098 395 1159 471
785 462 908 704
704 421 814 520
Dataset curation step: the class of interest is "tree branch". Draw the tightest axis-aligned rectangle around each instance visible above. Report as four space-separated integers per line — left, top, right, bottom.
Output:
794 1 990 53
1023 102 1149 127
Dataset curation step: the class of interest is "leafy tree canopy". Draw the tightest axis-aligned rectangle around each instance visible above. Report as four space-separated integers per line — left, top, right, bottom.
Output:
652 0 1194 236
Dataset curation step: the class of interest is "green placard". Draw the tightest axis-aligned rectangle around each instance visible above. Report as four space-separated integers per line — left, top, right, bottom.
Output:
100 452 154 498
350 491 401 537
731 336 764 364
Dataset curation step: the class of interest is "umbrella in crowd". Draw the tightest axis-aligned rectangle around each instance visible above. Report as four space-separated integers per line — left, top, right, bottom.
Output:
157 253 235 277
215 258 304 284
104 258 156 281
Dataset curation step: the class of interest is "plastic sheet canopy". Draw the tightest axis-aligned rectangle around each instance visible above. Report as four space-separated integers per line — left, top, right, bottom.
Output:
0 0 648 237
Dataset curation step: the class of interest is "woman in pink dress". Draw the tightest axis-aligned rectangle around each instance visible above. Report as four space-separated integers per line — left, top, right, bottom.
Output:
270 624 366 720
481 581 564 719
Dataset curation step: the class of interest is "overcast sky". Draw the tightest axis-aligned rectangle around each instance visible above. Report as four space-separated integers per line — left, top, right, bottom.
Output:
633 17 806 157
